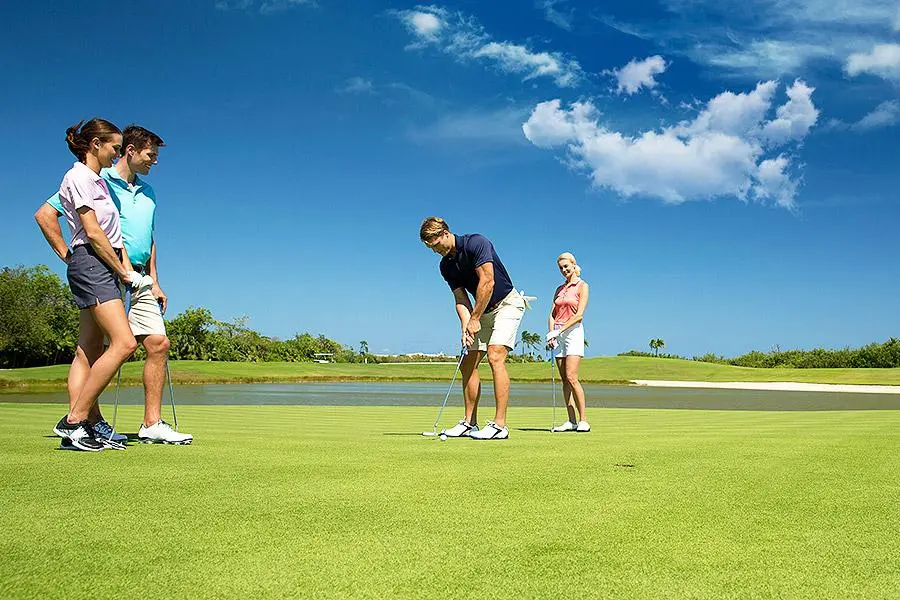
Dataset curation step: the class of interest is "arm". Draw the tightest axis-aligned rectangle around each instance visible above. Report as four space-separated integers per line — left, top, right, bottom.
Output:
453 287 474 347
76 207 132 281
148 242 168 313
558 282 590 333
34 204 70 263
462 262 495 346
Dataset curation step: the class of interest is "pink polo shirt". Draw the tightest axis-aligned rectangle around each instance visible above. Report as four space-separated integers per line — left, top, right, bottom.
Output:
552 279 582 326
59 161 123 249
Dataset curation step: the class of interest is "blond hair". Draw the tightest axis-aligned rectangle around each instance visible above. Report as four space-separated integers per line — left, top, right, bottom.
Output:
419 216 450 242
557 252 582 277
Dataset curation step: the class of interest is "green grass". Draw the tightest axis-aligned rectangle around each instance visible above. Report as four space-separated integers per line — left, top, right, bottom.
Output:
1 404 897 599
3 356 900 392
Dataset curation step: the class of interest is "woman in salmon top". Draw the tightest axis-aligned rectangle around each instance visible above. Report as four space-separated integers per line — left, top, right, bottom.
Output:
547 252 590 433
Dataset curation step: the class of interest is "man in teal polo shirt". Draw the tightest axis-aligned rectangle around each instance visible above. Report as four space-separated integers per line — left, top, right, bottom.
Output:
36 124 192 444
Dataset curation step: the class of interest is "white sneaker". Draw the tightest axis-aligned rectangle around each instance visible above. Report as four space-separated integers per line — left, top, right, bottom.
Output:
470 420 509 440
551 421 575 433
138 420 193 445
576 420 591 432
442 419 478 438
93 419 127 443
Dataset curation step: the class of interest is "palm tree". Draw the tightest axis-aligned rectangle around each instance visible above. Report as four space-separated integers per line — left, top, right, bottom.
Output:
518 330 530 361
649 338 665 356
524 331 542 358
359 340 368 355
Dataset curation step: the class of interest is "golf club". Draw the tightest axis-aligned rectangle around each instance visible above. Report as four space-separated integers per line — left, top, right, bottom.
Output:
422 345 468 437
550 345 557 432
165 360 178 431
105 286 131 451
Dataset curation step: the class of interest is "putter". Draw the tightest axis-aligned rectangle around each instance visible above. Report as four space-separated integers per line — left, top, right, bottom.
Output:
550 346 557 432
422 346 468 437
104 287 131 451
165 360 178 431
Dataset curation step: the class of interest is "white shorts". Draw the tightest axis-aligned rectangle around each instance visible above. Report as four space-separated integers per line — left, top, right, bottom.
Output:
555 323 584 357
473 289 526 351
128 286 167 337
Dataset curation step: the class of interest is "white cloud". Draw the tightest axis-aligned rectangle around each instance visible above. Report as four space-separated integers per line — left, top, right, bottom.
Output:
539 0 573 31
611 55 667 94
395 5 582 87
215 0 315 13
523 80 819 209
845 43 900 82
854 100 900 129
605 1 900 78
339 77 375 94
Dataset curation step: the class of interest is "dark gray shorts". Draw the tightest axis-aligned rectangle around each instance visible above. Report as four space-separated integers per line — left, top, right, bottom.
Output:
66 245 123 310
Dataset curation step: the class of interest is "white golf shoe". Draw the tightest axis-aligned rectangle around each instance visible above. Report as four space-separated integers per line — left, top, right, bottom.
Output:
469 421 508 440
138 420 193 445
551 421 576 433
576 420 591 433
442 419 478 438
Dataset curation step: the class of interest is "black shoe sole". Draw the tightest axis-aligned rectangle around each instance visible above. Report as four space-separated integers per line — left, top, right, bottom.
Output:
59 438 104 452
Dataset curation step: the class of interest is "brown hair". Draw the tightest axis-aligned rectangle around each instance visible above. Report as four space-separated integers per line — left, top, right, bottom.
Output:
420 216 450 242
122 124 165 154
65 118 121 162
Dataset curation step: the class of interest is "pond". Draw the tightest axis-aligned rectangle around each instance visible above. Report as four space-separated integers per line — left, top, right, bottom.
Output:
3 382 900 411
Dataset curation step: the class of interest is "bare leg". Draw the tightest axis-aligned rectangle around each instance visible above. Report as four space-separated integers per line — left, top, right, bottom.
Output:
460 350 483 425
556 356 577 423
68 300 137 424
564 355 586 422
487 344 510 427
139 334 170 425
67 310 105 419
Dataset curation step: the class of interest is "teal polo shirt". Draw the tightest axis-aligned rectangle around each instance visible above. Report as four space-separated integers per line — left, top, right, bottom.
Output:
48 167 157 267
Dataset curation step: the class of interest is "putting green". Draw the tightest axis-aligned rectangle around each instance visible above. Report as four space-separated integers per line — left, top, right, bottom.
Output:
1 404 896 599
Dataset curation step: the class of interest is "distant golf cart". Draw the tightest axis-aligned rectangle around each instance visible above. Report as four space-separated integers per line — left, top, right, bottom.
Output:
313 353 335 364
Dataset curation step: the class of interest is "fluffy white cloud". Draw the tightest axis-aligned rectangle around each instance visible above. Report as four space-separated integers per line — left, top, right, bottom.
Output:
845 43 900 82
611 55 667 95
395 5 582 87
523 80 819 209
401 9 444 41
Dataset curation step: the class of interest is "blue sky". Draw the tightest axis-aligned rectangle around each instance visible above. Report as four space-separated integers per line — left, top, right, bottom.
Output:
1 0 898 357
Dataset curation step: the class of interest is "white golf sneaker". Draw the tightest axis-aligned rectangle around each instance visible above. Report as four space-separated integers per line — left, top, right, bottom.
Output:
470 421 509 440
551 421 576 433
576 420 591 432
442 419 478 438
138 420 193 445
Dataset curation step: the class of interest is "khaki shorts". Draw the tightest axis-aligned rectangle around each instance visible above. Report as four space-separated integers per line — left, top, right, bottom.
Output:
128 286 166 337
473 289 526 351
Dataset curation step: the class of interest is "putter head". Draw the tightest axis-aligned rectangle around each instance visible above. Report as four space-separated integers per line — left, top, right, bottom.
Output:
422 431 438 437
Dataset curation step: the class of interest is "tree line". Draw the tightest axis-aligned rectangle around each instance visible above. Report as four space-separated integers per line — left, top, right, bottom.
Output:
0 265 370 368
621 339 900 368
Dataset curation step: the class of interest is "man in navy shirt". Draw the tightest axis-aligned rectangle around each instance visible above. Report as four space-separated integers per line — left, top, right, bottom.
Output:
420 217 527 440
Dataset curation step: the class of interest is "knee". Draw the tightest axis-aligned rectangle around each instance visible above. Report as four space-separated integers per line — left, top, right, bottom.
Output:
564 371 579 386
115 336 139 358
144 336 171 358
486 347 507 367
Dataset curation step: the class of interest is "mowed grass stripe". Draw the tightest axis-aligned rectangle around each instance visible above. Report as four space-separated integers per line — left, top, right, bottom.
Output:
1 405 897 599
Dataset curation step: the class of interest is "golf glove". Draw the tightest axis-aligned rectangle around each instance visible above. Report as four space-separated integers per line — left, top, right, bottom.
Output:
545 329 561 342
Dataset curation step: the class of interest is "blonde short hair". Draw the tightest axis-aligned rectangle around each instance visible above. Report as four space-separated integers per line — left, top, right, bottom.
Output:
557 252 582 277
420 216 450 242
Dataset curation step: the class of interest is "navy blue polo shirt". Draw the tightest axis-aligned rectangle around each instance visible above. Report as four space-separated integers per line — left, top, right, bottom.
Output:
439 234 514 309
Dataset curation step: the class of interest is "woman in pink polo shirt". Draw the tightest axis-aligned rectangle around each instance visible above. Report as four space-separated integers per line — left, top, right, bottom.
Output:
52 118 140 452
547 252 591 433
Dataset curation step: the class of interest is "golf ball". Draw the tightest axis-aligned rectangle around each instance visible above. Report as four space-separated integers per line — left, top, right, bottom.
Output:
439 434 447 441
